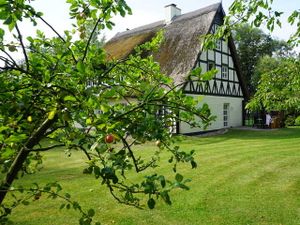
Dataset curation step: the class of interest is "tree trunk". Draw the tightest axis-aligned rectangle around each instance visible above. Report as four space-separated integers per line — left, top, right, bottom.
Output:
0 117 57 204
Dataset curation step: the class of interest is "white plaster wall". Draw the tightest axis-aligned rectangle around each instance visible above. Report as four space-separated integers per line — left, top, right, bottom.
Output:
200 51 207 61
208 50 214 60
179 95 244 134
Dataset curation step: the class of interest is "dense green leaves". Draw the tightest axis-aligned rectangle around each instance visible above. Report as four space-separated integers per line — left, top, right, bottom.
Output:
247 57 300 112
233 23 292 95
0 0 213 223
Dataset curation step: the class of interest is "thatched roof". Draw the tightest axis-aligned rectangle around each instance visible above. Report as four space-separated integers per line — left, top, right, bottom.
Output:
104 3 221 83
106 4 248 94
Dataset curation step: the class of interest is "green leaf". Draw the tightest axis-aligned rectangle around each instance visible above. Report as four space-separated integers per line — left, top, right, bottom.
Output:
147 198 155 209
202 69 218 81
159 175 166 188
64 95 77 102
65 193 71 199
175 173 183 183
177 183 190 190
191 160 197 169
0 28 4 42
161 191 172 205
86 118 92 125
22 200 29 205
76 61 85 73
87 209 95 217
59 203 66 210
48 110 56 120
3 16 13 25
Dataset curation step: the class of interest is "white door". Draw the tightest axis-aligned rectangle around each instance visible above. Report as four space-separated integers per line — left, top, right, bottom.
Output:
223 103 229 127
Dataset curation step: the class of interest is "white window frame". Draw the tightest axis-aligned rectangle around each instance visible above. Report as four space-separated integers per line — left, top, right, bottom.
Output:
221 65 228 79
223 103 229 127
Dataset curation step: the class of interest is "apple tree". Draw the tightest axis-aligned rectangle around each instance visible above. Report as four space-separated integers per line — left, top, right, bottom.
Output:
0 0 214 224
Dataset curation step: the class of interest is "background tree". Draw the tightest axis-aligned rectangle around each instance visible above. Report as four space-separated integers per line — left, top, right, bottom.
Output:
0 0 214 224
233 23 292 96
247 56 300 112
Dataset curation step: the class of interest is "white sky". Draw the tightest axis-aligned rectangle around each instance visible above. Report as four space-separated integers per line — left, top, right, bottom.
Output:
2 0 300 51
20 0 299 42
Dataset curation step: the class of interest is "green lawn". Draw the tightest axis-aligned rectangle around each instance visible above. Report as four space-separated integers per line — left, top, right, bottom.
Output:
3 128 300 225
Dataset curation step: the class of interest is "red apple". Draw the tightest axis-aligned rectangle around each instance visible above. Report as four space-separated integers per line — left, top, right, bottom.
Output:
105 134 114 143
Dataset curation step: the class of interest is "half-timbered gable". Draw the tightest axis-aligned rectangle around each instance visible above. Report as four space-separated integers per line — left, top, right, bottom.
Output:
104 3 249 134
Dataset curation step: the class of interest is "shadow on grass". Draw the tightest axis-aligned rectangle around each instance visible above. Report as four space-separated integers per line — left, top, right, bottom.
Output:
180 127 300 146
226 127 300 140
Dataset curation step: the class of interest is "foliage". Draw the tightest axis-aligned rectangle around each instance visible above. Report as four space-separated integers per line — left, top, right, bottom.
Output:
294 116 300 126
246 57 300 112
285 115 295 127
232 23 292 95
204 0 299 54
0 0 214 223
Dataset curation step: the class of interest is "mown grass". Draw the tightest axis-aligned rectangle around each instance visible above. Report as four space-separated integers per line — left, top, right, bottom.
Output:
3 127 300 225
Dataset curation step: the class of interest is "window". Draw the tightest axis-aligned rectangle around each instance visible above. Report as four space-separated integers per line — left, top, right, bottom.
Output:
221 65 228 79
216 39 222 51
208 61 215 71
223 103 229 127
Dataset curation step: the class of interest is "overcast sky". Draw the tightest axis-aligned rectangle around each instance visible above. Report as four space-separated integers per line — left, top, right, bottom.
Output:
22 0 299 43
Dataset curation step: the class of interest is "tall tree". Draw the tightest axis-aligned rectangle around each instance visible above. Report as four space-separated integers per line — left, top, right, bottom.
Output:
247 56 300 112
233 23 291 95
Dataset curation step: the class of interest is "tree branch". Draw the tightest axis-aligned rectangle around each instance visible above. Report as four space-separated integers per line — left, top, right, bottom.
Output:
120 136 140 173
31 144 65 152
26 11 78 63
0 115 58 204
15 23 29 71
69 145 92 161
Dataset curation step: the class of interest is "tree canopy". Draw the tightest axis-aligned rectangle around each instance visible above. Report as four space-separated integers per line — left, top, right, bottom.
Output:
233 23 292 95
0 0 214 224
247 56 300 112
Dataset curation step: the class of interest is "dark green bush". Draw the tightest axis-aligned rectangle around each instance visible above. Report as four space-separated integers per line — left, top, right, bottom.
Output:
295 116 300 126
285 115 295 126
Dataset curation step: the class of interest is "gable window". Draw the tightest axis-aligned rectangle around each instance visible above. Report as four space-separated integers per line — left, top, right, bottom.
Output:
208 61 215 71
221 65 228 79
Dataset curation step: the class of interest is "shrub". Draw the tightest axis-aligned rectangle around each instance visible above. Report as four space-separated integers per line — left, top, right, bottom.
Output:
285 115 295 126
295 116 300 126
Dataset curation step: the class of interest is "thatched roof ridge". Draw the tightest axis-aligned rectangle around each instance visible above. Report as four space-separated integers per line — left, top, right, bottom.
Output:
112 20 165 40
172 3 220 23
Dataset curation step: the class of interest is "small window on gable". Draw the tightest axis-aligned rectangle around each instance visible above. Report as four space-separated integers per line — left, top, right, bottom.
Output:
221 65 228 79
216 39 222 51
208 61 215 71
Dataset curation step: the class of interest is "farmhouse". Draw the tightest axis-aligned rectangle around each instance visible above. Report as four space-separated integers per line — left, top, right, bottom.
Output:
104 3 249 135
